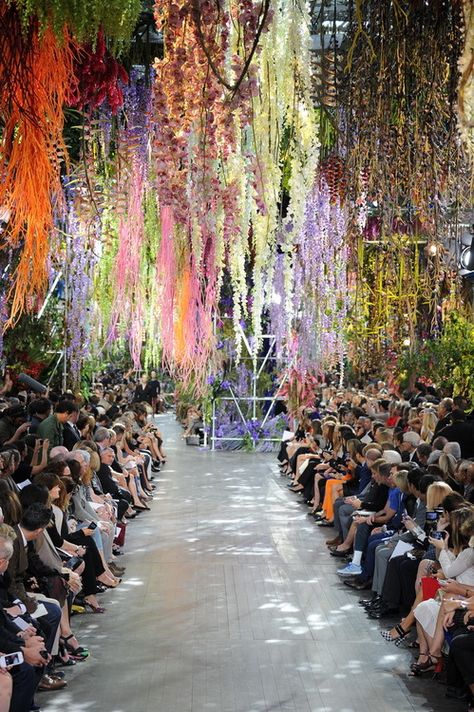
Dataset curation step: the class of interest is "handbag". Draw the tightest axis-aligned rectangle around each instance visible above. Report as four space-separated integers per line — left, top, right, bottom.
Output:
39 573 69 606
114 522 126 547
421 576 441 601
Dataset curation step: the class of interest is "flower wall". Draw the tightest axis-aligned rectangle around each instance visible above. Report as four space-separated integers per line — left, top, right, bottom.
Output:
0 0 472 393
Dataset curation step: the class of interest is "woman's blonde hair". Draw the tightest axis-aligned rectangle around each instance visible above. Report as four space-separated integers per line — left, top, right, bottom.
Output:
393 470 410 493
392 470 410 494
322 421 336 447
426 482 453 510
439 452 457 479
421 410 438 442
450 507 474 555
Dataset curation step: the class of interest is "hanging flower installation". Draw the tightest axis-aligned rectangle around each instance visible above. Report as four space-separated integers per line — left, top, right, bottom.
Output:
1 0 471 394
342 0 465 236
458 1 474 166
152 0 271 379
334 0 469 376
68 29 129 115
98 70 156 370
0 0 142 335
11 0 141 44
151 0 318 385
64 199 99 387
292 179 349 371
0 5 74 322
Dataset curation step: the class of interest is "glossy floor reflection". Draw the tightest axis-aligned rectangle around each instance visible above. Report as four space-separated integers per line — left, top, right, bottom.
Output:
41 416 458 712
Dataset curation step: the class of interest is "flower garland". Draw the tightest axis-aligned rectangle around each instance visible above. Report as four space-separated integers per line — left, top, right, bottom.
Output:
342 0 465 236
458 0 474 167
11 0 141 44
151 0 318 382
152 0 275 379
68 30 129 115
0 6 74 323
64 198 98 387
293 179 349 370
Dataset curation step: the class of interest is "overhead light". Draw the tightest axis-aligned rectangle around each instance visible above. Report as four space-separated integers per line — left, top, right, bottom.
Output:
460 235 474 271
402 338 411 347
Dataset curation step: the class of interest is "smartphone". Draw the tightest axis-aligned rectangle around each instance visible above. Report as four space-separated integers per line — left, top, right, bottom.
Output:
432 531 446 540
88 522 97 530
0 651 24 669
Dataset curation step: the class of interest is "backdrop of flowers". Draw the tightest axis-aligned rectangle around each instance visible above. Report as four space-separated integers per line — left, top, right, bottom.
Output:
0 0 472 402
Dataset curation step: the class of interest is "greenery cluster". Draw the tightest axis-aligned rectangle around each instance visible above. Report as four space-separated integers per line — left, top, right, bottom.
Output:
397 312 474 403
11 0 141 44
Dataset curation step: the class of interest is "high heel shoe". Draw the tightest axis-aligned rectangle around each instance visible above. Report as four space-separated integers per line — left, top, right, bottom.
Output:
409 654 441 676
56 643 77 667
133 504 151 511
380 624 409 646
83 600 106 614
60 635 90 659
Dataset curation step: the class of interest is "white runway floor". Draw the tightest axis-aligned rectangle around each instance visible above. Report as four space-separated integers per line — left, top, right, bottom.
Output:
40 415 457 712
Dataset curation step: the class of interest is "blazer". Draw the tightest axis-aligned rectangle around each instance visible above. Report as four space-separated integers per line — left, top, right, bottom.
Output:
34 530 63 573
63 421 81 451
37 414 63 449
7 525 60 609
71 486 100 524
7 525 31 608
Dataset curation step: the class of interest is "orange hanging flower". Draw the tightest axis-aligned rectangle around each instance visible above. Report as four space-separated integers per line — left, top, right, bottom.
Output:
0 6 74 323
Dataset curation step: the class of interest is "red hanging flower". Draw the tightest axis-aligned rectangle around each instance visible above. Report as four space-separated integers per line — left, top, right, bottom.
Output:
68 29 128 114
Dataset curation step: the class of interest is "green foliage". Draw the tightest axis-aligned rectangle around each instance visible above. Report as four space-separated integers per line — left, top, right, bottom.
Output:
2 301 63 379
11 0 141 45
396 312 474 402
241 432 255 452
437 312 474 403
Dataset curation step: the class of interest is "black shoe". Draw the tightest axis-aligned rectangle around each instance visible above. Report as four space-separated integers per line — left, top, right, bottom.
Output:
330 549 351 558
367 605 398 619
351 579 372 591
445 686 469 700
359 595 381 608
343 576 368 589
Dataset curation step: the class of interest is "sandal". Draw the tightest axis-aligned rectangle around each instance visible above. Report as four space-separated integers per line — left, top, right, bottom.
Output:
84 600 106 614
380 623 409 646
409 654 441 676
60 635 89 659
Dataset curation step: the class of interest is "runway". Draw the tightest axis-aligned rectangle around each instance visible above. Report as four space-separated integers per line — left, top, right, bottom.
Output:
41 415 456 712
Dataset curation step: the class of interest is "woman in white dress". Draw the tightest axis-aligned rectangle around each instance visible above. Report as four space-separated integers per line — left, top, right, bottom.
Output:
410 507 474 675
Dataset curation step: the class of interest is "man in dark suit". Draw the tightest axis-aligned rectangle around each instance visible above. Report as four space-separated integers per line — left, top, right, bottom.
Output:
432 397 453 439
400 431 422 463
97 449 132 521
62 409 81 451
0 524 51 711
7 505 64 692
437 410 474 458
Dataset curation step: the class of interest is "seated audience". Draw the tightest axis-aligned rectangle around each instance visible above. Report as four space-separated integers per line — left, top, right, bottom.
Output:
0 373 166 706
